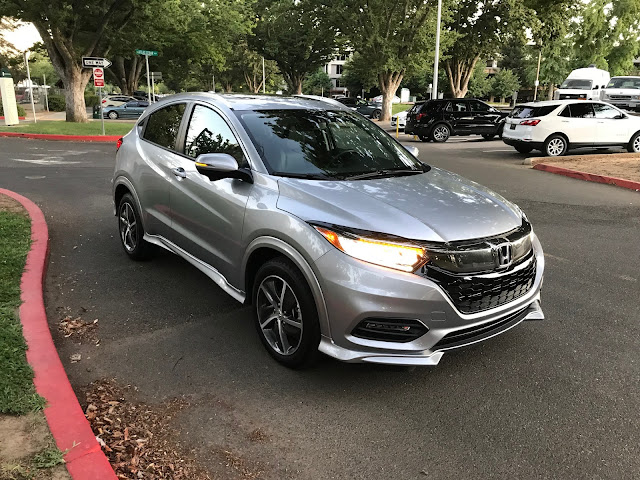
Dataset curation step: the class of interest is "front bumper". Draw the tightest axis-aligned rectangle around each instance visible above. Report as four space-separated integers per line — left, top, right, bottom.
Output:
313 235 545 365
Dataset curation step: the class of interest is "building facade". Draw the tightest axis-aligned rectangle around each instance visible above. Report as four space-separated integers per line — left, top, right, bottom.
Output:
324 52 351 97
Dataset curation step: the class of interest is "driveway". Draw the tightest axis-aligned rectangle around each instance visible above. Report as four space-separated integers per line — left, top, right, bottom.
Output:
1 137 638 479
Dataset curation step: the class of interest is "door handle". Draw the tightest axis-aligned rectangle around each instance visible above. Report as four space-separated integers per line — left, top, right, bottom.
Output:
171 167 187 178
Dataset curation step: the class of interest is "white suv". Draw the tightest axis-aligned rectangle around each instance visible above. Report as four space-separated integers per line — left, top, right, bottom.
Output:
602 76 640 111
502 100 640 156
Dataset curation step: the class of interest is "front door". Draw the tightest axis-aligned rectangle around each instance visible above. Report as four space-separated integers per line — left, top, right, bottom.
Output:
166 104 253 283
592 103 629 144
469 100 501 134
445 100 473 134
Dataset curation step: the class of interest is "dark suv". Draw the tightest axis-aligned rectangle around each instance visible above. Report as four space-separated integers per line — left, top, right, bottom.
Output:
405 99 508 142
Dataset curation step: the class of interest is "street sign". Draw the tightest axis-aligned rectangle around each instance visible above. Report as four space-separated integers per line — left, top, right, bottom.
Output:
82 57 112 68
149 71 162 81
93 67 105 87
136 49 158 57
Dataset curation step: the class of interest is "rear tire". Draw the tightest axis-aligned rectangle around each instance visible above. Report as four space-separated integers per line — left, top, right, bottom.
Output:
482 134 495 140
431 124 450 143
117 193 152 260
627 131 640 153
419 135 429 142
515 145 534 154
544 134 568 157
253 257 321 368
371 110 381 120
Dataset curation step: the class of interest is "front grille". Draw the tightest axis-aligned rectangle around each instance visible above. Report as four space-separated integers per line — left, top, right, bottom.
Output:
352 318 429 343
421 254 537 314
559 94 585 100
609 95 632 100
431 306 529 351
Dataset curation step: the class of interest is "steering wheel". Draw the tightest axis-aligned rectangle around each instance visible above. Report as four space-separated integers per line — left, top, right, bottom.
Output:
330 149 359 166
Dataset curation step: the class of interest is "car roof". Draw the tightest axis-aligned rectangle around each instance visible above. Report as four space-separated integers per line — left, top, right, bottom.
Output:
515 100 607 107
151 92 350 111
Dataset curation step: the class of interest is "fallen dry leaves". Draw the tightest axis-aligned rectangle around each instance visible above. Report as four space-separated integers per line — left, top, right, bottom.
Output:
83 380 211 480
59 316 99 345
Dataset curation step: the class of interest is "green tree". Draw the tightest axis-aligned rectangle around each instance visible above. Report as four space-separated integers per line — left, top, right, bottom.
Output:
341 54 377 97
443 0 529 98
302 68 331 96
467 62 492 98
251 0 336 94
0 0 139 122
491 68 521 100
335 0 445 120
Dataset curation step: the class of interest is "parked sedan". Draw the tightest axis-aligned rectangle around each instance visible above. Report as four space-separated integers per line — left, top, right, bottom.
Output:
355 101 382 119
112 93 544 368
391 109 409 129
502 100 640 156
104 100 149 120
406 99 507 142
102 95 136 107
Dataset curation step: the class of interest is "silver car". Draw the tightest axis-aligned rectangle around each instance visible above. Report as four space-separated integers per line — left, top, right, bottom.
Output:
112 93 544 368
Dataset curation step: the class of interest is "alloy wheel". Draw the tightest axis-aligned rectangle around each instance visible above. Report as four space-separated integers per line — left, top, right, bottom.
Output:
256 275 303 356
546 138 565 156
433 125 449 141
119 202 137 252
634 135 640 152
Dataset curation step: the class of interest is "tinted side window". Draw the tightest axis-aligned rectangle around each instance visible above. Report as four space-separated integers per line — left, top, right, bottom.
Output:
143 103 186 150
558 106 571 117
570 103 595 118
470 100 490 112
447 101 468 113
593 103 621 119
184 105 246 167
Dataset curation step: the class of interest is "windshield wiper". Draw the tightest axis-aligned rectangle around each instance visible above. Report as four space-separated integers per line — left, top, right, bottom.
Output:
271 171 333 180
343 168 426 181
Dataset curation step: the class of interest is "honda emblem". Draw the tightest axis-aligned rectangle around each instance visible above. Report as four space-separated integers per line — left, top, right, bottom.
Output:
494 242 512 269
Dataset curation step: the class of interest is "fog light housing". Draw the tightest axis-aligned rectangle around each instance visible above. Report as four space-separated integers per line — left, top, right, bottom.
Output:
352 318 428 343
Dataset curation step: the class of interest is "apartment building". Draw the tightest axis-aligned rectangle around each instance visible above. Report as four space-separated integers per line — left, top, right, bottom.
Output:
324 52 351 97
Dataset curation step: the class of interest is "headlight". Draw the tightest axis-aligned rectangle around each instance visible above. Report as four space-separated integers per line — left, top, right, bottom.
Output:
314 226 427 272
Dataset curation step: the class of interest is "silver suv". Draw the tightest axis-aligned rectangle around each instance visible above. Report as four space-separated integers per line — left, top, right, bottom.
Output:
112 93 544 367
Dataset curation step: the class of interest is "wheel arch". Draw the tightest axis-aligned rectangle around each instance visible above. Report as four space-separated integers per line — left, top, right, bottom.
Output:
113 177 146 229
544 131 570 145
242 237 331 338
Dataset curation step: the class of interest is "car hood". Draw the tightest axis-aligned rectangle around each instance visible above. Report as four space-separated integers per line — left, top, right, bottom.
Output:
557 88 591 93
276 167 523 242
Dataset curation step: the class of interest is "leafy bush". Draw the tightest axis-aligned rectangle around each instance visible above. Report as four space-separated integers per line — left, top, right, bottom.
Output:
84 94 100 107
47 95 66 111
0 103 27 117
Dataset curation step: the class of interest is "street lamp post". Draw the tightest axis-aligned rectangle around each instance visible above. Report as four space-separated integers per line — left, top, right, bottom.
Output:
533 49 541 101
431 0 443 100
23 51 37 123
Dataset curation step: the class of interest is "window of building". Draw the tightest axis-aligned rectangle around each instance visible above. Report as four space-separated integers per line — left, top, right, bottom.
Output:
335 64 343 75
335 79 342 88
142 103 186 150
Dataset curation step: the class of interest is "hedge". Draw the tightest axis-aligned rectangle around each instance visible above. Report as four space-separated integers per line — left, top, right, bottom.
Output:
47 95 66 112
0 103 27 117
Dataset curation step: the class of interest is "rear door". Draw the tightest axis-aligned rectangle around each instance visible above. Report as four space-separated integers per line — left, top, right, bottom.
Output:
469 100 502 134
446 100 473 134
405 102 424 133
166 103 254 282
560 103 597 144
137 102 188 238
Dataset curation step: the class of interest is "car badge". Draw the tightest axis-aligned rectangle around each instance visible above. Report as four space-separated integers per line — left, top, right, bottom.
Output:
493 242 513 269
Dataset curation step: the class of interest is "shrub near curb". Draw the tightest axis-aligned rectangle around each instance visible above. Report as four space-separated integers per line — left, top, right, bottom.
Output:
0 103 27 117
47 95 66 112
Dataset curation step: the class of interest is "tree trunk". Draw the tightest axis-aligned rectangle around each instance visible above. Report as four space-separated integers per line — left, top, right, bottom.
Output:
109 56 144 95
63 67 92 122
445 56 480 98
547 82 554 100
378 70 403 121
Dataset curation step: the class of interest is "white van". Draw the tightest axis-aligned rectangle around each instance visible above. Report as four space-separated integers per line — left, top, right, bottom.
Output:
554 66 610 101
602 76 640 111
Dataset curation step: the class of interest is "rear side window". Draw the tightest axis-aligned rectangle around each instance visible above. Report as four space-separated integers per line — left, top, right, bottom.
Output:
184 105 246 166
142 103 186 150
568 103 595 118
446 101 468 113
510 105 559 118
409 103 424 114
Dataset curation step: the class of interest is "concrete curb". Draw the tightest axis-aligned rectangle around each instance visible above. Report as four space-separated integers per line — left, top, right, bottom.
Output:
532 164 640 192
0 189 117 480
0 132 120 142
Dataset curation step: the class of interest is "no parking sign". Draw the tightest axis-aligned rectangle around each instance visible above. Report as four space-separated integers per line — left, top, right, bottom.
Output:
93 67 105 87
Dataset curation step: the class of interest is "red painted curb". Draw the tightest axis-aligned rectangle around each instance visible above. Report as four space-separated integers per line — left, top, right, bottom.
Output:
0 116 26 120
0 189 117 480
533 163 640 192
0 132 120 142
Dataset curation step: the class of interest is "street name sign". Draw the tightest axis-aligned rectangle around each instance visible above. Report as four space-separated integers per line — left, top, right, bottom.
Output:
82 57 112 68
136 49 158 57
93 67 105 87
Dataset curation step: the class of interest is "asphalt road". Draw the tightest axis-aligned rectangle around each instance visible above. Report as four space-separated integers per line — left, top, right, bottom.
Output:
1 136 638 479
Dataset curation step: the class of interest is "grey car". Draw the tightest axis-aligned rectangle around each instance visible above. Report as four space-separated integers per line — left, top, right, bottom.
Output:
112 93 544 368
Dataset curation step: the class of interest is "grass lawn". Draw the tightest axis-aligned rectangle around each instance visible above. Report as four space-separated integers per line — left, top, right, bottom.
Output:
392 103 413 115
0 120 133 136
0 208 45 415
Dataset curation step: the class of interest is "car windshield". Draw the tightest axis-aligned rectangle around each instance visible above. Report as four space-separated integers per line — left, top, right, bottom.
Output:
235 109 427 180
560 79 593 89
606 77 640 89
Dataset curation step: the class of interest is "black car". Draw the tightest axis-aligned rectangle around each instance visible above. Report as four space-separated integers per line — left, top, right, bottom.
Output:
405 99 508 142
336 97 360 108
355 100 382 119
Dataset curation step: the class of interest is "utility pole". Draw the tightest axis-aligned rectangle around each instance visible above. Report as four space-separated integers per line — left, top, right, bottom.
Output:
145 54 151 104
262 57 266 94
24 51 37 123
212 72 215 93
431 0 443 100
533 49 541 101
43 73 49 112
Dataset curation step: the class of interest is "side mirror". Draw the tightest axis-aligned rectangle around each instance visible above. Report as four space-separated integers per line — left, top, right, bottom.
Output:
404 145 420 158
195 153 253 183
593 85 599 89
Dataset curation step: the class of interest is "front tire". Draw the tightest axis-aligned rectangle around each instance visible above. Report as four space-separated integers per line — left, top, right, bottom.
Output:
544 134 568 157
431 124 450 142
253 258 321 368
108 111 119 120
117 193 152 260
627 131 640 153
371 110 381 120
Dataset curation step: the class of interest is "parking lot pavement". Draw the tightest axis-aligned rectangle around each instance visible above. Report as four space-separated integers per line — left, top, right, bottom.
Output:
1 137 639 479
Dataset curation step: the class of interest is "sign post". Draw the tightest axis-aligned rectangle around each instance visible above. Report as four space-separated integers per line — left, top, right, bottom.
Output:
149 72 162 102
24 51 37 123
82 57 111 135
93 67 106 136
135 50 158 104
